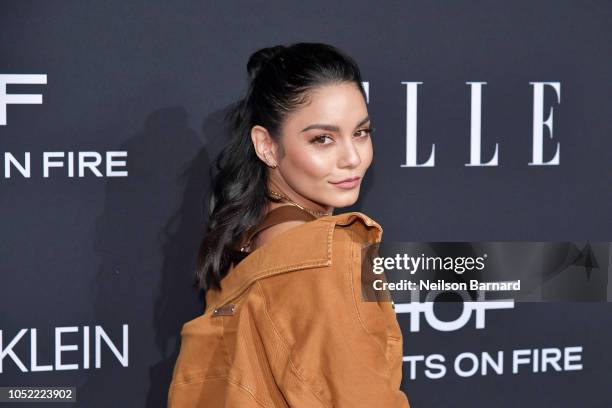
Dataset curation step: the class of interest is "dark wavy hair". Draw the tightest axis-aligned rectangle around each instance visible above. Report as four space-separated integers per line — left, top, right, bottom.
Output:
195 42 367 292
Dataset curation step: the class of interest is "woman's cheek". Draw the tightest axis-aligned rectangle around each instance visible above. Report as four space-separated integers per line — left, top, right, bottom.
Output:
294 149 334 179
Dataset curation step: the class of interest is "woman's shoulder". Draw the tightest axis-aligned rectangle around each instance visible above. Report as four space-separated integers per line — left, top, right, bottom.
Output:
254 210 383 294
256 211 381 243
254 210 383 273
316 211 383 250
254 211 389 339
257 210 383 266
318 211 382 236
205 211 382 310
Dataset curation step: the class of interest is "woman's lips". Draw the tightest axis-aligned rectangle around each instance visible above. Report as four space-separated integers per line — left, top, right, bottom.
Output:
329 176 360 189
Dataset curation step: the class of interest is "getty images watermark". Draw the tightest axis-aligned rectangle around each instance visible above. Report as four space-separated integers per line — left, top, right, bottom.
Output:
360 242 612 303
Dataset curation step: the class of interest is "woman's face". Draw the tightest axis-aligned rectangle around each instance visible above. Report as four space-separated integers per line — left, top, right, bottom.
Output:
269 82 373 212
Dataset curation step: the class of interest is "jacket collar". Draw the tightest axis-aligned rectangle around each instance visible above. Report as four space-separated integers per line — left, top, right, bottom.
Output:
205 211 383 311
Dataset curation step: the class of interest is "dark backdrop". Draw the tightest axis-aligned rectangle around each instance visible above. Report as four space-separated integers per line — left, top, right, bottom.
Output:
1 1 611 407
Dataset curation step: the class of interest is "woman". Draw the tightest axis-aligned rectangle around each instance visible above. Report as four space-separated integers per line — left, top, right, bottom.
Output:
168 42 410 407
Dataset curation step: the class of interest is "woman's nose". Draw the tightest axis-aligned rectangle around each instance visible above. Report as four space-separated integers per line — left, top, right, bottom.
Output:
338 139 361 168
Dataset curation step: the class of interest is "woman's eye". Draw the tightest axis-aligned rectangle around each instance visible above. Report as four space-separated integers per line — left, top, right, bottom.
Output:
311 135 333 144
355 127 374 138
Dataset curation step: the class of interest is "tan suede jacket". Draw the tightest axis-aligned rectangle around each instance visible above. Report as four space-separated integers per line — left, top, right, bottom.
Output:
168 212 410 407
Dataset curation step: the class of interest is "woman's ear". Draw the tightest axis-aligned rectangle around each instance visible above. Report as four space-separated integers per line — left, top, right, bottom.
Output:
251 125 279 168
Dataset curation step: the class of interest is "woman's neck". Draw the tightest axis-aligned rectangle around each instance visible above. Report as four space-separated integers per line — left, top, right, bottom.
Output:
266 178 333 217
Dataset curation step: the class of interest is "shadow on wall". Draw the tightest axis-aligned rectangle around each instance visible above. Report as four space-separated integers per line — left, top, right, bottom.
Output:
78 104 232 407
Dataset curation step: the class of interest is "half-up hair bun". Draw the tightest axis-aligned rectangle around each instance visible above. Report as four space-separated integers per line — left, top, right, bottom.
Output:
246 45 287 81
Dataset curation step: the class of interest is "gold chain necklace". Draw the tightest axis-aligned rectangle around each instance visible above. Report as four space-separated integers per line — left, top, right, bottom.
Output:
268 189 333 217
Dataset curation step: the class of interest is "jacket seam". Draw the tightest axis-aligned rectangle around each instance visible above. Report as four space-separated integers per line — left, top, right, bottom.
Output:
225 376 269 408
169 374 268 407
211 259 330 310
220 313 230 369
255 280 329 408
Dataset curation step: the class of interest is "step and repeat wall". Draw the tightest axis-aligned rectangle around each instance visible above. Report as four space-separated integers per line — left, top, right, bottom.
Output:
1 1 611 407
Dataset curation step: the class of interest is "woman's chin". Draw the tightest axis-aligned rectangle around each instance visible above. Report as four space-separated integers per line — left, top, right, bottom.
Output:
327 191 360 208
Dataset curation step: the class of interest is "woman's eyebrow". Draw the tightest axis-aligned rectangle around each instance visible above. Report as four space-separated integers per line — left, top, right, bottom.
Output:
300 115 370 133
